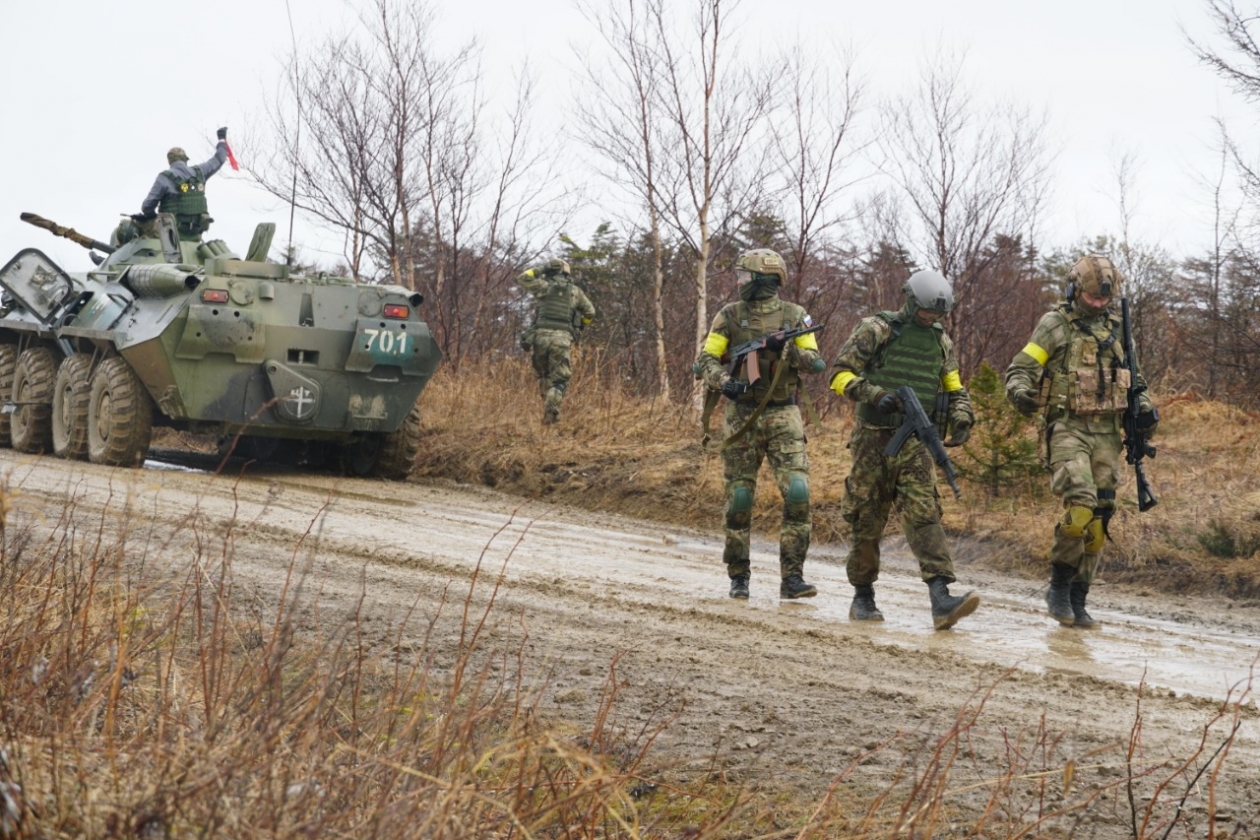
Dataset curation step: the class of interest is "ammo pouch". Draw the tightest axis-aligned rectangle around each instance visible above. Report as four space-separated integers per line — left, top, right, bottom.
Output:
1067 367 1130 415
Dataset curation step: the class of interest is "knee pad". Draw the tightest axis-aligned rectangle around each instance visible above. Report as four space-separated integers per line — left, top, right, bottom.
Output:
1061 504 1094 538
785 475 810 506
1084 517 1105 553
728 483 754 514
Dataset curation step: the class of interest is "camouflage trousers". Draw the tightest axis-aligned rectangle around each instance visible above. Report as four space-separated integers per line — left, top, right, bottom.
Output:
720 402 811 579
529 330 574 419
1047 415 1121 584
840 424 954 584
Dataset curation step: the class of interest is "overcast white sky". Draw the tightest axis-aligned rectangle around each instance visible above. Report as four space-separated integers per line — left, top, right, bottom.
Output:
1 0 1253 272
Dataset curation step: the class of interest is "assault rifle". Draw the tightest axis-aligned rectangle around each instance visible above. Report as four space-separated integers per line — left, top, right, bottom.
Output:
884 385 961 499
724 322 825 384
1120 298 1158 512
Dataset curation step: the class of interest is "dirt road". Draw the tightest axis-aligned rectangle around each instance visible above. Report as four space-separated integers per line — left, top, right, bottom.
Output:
5 450 1258 833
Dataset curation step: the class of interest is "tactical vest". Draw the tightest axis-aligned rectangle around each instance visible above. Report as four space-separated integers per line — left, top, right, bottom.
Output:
534 278 577 336
1044 305 1130 417
727 298 802 404
158 167 210 237
855 312 945 427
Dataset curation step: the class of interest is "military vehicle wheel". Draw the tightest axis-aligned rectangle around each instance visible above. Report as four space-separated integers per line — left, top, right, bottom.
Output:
87 357 153 467
0 345 16 447
340 433 386 477
10 347 57 453
372 401 423 480
52 353 93 460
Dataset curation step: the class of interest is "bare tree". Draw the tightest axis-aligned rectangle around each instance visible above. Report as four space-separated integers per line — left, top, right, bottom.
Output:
770 42 869 316
876 47 1051 372
577 0 674 397
649 0 777 369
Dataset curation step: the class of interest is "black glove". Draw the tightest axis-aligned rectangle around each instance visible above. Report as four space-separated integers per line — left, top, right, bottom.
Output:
946 420 971 447
217 126 228 140
721 379 748 400
763 333 786 352
874 389 902 414
1012 388 1040 417
1136 406 1160 438
131 211 156 223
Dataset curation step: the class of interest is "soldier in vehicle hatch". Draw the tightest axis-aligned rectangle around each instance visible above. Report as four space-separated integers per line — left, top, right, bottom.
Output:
1005 255 1159 630
829 269 981 630
517 258 596 424
693 248 828 602
134 126 231 241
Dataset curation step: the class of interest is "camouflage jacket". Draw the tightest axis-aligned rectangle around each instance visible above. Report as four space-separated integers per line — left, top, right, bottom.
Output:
518 268 595 336
694 295 824 396
1005 302 1153 422
829 314 973 428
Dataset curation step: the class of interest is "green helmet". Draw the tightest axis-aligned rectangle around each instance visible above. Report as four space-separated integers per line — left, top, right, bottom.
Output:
167 147 189 165
735 248 787 284
903 269 954 314
1067 254 1122 300
545 258 571 276
110 218 141 248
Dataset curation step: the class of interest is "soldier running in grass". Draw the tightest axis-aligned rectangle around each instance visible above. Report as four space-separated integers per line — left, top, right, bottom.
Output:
518 258 596 424
829 270 981 630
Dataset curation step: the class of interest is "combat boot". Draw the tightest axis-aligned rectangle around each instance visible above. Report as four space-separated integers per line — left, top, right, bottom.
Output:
926 576 980 630
779 574 817 599
1046 563 1075 626
849 584 885 621
1069 582 1100 629
729 575 749 600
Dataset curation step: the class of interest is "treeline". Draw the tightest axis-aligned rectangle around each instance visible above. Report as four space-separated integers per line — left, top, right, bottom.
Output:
252 0 1260 409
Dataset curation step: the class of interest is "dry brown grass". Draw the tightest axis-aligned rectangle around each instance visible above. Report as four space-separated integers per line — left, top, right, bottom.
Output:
416 356 1260 598
2 420 1256 836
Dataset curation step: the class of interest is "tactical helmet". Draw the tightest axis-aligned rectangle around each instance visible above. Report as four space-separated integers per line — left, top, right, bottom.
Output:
1067 255 1122 300
545 258 571 276
110 218 141 248
902 269 954 314
167 147 189 165
735 248 787 284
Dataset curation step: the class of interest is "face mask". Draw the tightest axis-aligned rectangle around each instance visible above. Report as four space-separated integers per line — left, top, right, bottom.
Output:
739 273 779 302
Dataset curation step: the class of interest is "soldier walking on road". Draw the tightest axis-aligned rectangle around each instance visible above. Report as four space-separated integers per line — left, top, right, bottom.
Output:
135 127 232 241
1005 255 1159 629
694 248 828 601
518 258 595 424
829 270 980 630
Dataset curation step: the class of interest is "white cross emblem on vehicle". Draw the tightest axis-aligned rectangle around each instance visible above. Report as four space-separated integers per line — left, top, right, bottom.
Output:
285 386 315 418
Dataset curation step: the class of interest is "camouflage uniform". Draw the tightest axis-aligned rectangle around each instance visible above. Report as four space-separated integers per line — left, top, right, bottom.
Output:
1005 255 1158 627
518 261 595 424
829 270 980 629
694 249 826 599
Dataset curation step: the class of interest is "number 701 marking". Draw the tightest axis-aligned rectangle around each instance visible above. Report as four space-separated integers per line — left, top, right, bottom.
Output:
363 328 409 355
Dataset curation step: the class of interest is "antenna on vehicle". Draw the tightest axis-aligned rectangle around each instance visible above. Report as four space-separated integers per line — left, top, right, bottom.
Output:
284 0 302 268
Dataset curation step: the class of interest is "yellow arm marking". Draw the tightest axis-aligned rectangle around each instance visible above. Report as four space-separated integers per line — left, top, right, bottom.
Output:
830 370 857 395
793 332 819 351
702 332 729 358
1020 342 1049 367
941 370 963 392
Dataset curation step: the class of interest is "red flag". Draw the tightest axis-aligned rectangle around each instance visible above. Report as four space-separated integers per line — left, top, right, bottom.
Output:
224 140 240 171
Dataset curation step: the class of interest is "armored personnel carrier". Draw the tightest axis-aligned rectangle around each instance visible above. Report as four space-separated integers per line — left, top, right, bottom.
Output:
0 212 441 478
